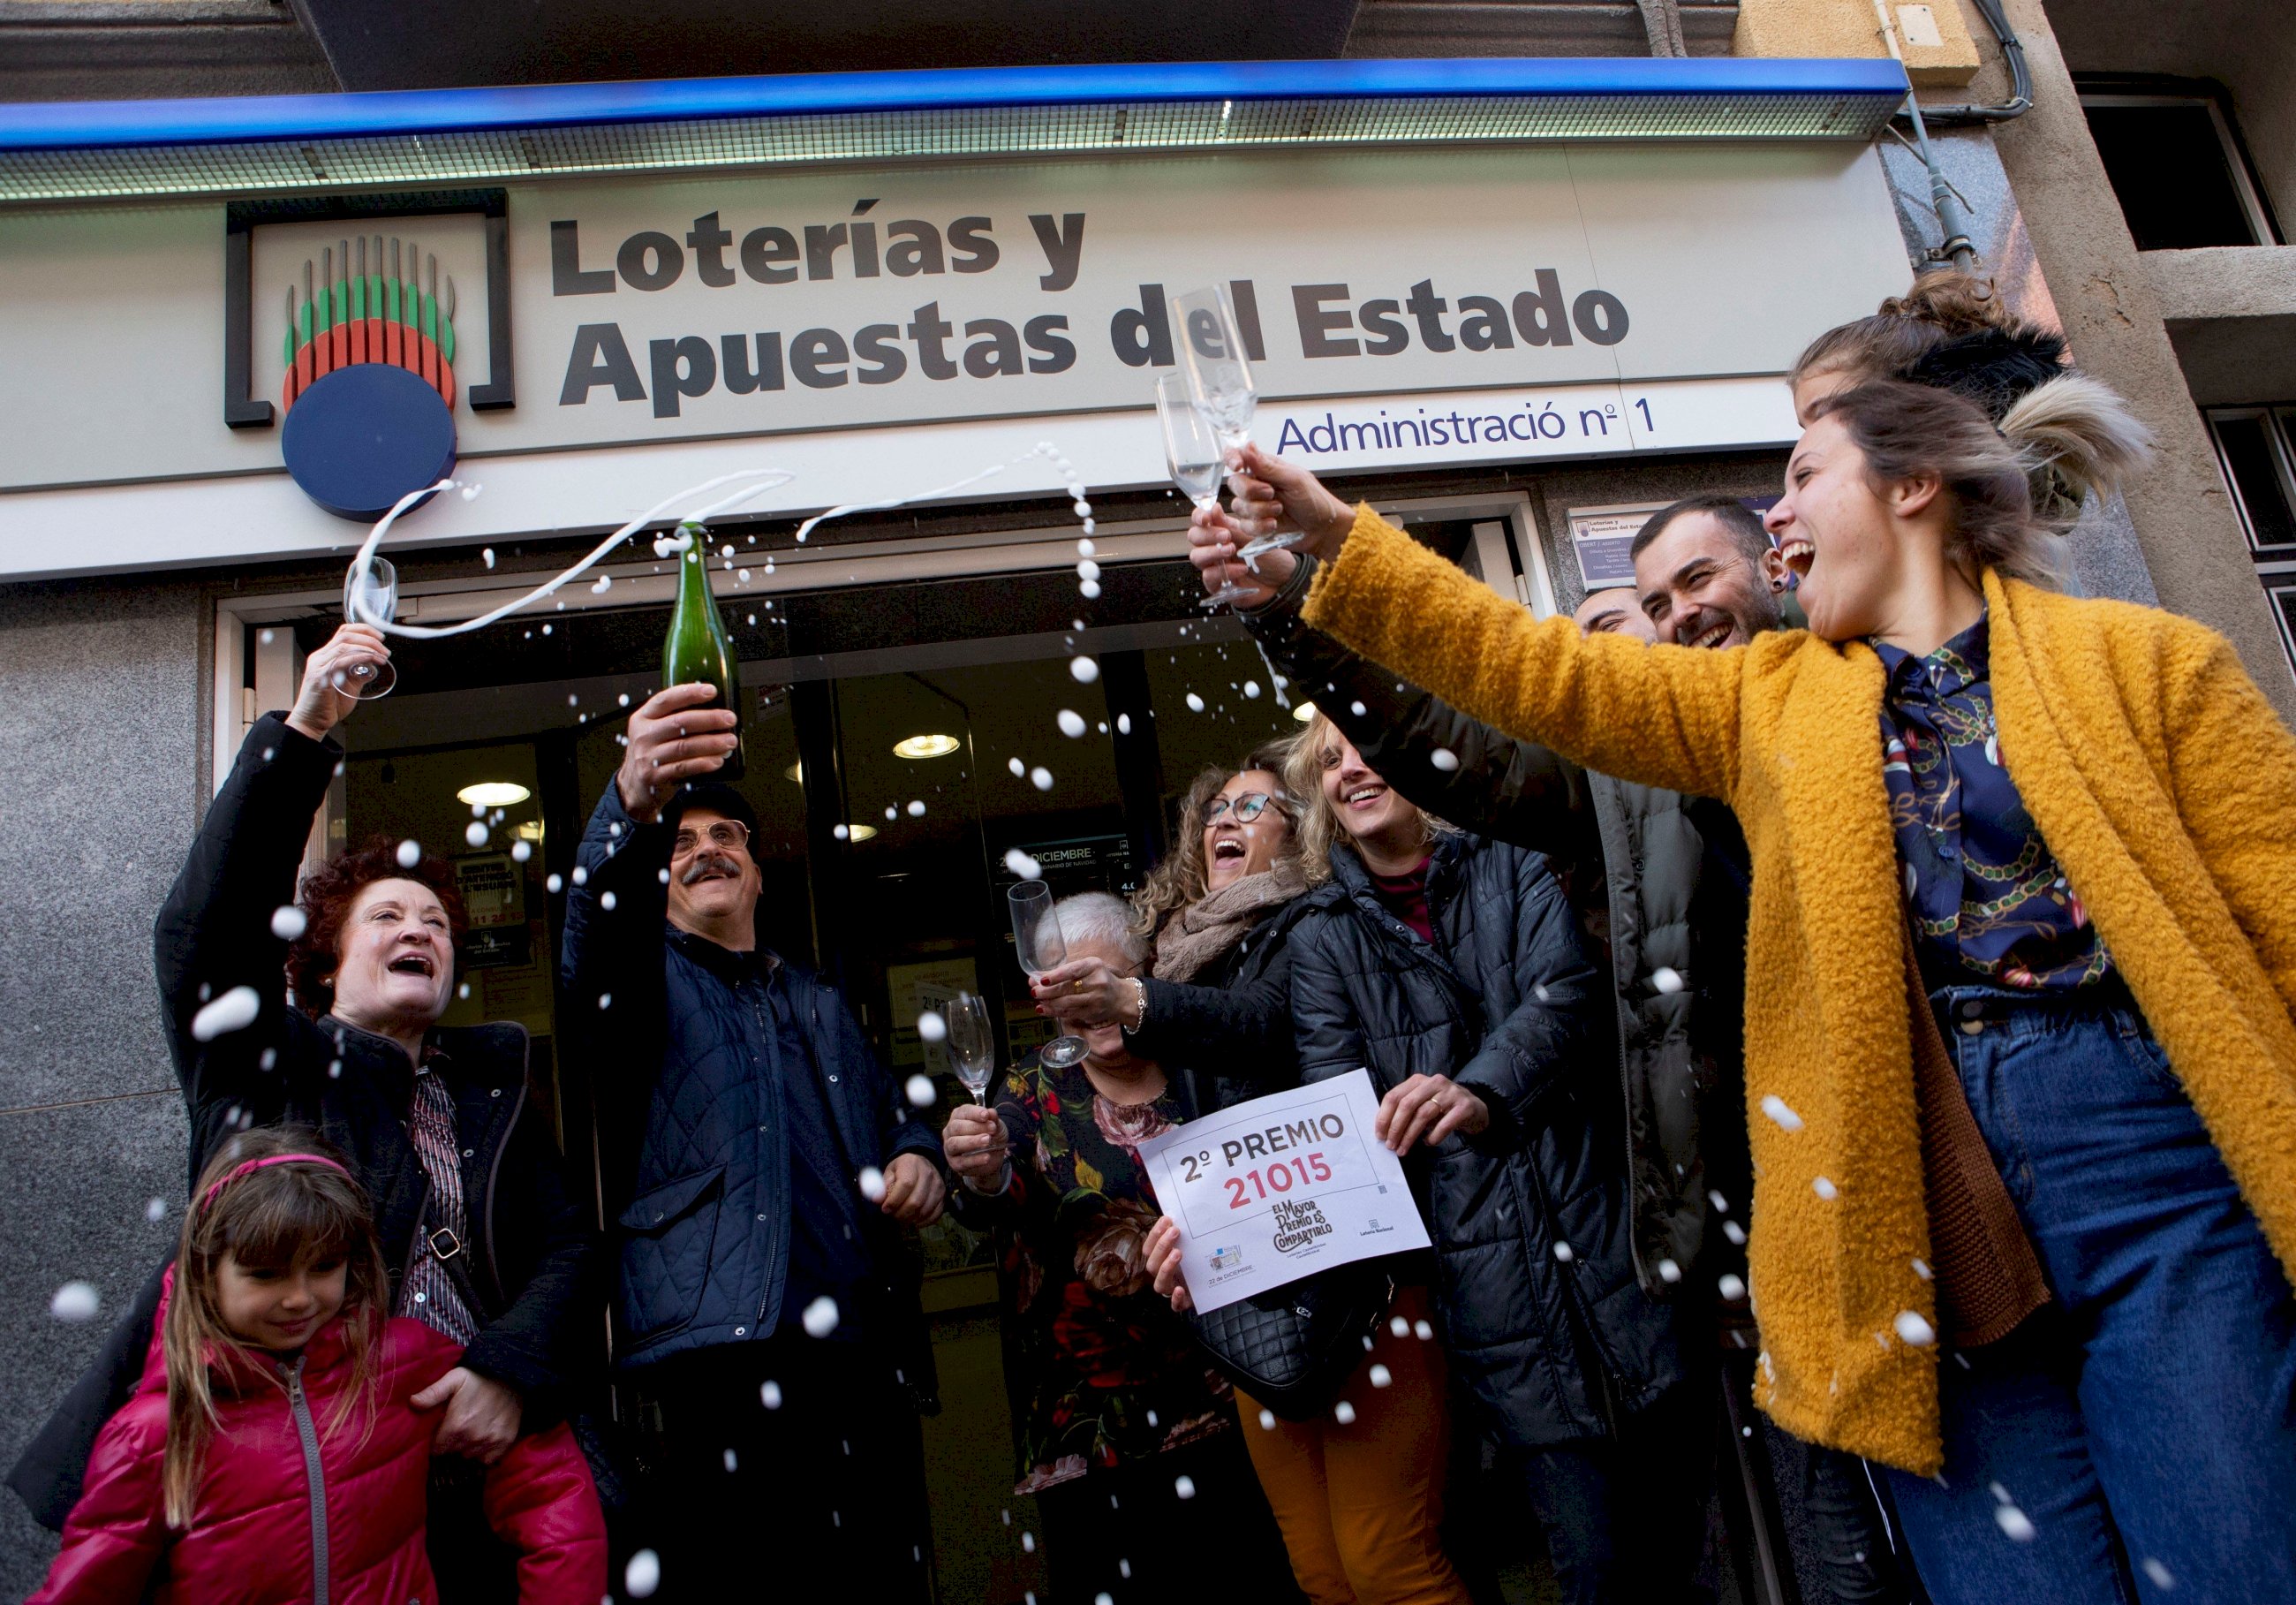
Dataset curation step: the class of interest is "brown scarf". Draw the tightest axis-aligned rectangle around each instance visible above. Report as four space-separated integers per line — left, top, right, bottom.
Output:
1152 860 1309 983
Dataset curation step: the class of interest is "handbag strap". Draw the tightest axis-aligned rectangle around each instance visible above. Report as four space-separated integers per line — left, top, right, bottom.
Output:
1899 924 2051 1348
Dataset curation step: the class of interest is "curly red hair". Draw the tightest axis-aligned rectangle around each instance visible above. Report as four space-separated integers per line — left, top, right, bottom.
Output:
285 837 467 1016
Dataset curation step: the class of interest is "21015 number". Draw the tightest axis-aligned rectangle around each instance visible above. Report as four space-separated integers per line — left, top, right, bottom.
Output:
1225 1153 1333 1208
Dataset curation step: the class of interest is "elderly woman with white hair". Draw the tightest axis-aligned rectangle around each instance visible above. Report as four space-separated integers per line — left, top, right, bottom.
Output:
943 890 1295 1605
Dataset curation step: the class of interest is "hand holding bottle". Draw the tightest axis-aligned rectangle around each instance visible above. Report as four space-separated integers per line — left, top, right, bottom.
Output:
616 683 740 822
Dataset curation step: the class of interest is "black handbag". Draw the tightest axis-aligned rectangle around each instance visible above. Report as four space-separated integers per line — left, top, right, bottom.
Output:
1190 1261 1398 1421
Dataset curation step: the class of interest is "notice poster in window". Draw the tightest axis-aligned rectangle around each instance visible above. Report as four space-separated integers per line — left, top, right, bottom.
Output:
887 956 981 1071
1134 1070 1431 1313
1567 503 1669 592
453 854 531 970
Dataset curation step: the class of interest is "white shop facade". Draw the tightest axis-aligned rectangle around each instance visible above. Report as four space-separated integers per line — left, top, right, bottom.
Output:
0 56 1915 1588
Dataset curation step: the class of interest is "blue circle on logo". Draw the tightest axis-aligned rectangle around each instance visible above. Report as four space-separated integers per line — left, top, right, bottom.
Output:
281 364 457 523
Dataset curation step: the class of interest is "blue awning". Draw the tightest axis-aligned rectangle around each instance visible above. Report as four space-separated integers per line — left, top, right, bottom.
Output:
0 57 1912 203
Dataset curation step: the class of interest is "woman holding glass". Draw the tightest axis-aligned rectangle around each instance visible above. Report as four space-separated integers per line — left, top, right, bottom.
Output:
1030 743 1308 1112
940 891 1295 1605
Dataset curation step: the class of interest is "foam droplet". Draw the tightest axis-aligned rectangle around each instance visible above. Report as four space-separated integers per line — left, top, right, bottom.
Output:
857 1166 887 1202
145 1198 168 1223
395 839 421 869
1057 709 1087 738
510 840 532 863
191 986 261 1042
1651 965 1684 996
1008 757 1026 777
1760 1094 1805 1132
1332 1401 1357 1425
800 1295 842 1337
1813 1176 1839 1200
760 1381 783 1409
1994 1503 2035 1542
1069 656 1100 684
907 799 926 818
1368 1364 1393 1389
1258 1409 1276 1429
1004 848 1042 880
1718 1274 1748 1301
49 1282 100 1321
1429 746 1459 771
270 905 307 941
1116 713 1131 735
1413 1319 1434 1341
1893 1310 1936 1346
464 821 488 847
546 874 563 894
917 1010 948 1043
1186 693 1205 712
906 1073 936 1108
624 1549 661 1598
1030 767 1054 792
1173 1474 1197 1499
1657 1258 1682 1284
1553 1241 1575 1262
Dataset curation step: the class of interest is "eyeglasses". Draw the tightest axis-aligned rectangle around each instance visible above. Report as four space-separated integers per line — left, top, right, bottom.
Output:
672 820 751 858
1205 791 1286 823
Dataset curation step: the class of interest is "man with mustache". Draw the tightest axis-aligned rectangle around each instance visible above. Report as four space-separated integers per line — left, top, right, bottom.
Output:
1203 478 1911 1604
561 683 947 1601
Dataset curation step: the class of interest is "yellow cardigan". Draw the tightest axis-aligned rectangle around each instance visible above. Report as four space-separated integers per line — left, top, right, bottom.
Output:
1303 507 2296 1473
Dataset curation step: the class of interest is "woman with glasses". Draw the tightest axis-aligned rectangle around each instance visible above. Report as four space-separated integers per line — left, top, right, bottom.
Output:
1031 742 1310 1116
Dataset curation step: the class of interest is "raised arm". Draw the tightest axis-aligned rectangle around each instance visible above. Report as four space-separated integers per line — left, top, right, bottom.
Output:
1242 554 1594 851
1302 509 1746 803
155 627 389 1167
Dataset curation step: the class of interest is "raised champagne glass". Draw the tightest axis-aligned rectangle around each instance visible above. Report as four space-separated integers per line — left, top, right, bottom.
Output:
339 556 399 700
947 991 997 1103
1008 881 1088 1069
1171 284 1299 573
1158 373 1256 610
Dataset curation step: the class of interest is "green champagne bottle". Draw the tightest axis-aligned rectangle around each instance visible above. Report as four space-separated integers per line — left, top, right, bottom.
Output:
661 522 745 781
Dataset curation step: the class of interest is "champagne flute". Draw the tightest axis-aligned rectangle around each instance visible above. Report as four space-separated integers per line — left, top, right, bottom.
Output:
1158 373 1255 610
1171 284 1303 574
1008 881 1089 1069
947 992 996 1104
338 556 399 700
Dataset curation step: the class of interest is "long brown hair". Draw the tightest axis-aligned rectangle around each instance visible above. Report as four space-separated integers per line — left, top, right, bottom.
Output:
162 1127 390 1528
1283 712 1450 885
1808 381 2062 591
1130 737 1302 939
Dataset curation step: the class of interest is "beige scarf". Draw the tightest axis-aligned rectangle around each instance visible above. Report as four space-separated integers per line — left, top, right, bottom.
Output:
1152 860 1308 982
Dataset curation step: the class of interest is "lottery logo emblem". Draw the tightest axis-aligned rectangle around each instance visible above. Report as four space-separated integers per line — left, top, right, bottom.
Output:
1208 1245 1242 1271
278 235 460 521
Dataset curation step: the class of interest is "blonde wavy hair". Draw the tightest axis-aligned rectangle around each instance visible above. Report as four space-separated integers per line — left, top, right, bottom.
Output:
1283 712 1451 885
1130 738 1302 939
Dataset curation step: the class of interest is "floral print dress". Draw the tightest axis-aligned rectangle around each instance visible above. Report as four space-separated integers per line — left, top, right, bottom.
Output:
955 1056 1236 1495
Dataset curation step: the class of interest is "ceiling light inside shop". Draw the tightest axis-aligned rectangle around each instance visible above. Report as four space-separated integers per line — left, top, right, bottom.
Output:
842 823 879 842
515 821 545 843
785 761 804 784
457 782 532 807
892 733 961 760
1292 700 1318 723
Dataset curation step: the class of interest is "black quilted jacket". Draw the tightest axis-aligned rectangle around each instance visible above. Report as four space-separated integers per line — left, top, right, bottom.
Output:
1288 833 1682 1448
562 782 943 1380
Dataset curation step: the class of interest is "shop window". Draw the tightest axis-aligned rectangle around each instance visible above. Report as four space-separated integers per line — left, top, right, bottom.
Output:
2207 407 2296 557
2206 405 2296 679
2077 78 2281 250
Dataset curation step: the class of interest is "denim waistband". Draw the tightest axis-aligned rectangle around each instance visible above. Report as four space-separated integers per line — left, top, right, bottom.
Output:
1928 975 2146 1037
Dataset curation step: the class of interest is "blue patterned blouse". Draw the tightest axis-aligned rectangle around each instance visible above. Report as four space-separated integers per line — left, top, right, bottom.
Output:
1872 613 2114 992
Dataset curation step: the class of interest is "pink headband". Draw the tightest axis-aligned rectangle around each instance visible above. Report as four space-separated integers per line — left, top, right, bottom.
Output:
198 1153 352 1213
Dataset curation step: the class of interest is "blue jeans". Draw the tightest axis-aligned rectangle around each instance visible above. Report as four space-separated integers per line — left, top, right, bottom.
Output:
1886 988 2296 1604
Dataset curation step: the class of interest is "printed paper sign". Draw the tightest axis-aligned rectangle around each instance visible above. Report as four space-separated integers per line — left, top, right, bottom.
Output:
1135 1070 1431 1314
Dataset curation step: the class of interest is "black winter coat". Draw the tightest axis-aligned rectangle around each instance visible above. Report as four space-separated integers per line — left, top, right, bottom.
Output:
1135 895 1315 1117
1248 557 1744 1295
9 714 598 1530
561 782 943 1385
1288 833 1680 1448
